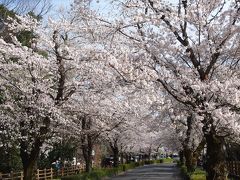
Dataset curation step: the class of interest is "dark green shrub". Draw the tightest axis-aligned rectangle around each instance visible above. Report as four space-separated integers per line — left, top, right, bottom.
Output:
61 168 117 180
162 158 173 163
140 161 145 166
134 162 140 167
176 160 182 166
144 160 150 164
178 165 206 180
122 164 126 171
180 165 190 180
144 160 155 164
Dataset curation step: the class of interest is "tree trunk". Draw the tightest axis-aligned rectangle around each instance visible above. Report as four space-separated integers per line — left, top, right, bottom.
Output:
202 114 228 180
183 147 195 172
20 139 42 180
148 147 151 161
205 133 228 180
85 151 92 172
112 147 119 167
23 162 35 180
193 138 206 167
126 154 131 164
81 115 93 173
20 117 50 180
179 150 184 165
183 138 206 173
182 114 196 172
109 139 119 167
82 141 93 172
120 149 124 164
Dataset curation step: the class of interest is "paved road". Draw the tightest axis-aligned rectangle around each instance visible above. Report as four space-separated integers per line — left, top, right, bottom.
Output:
109 163 182 180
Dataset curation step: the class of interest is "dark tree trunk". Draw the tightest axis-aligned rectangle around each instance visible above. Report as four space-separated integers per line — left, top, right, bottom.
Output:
179 150 184 165
183 147 195 172
193 138 206 166
120 148 124 164
182 115 206 173
81 115 93 173
126 154 131 164
113 148 119 167
125 154 129 164
183 138 206 173
20 117 50 180
109 138 119 167
202 115 228 180
22 161 35 180
148 147 151 161
82 139 93 172
120 153 124 164
20 138 42 180
205 133 228 180
182 115 195 172
111 146 119 167
83 146 92 172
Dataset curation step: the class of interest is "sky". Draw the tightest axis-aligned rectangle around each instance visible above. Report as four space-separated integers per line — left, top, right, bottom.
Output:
48 0 179 18
51 0 72 11
45 0 73 19
51 0 72 8
50 0 113 14
48 0 117 19
50 0 179 12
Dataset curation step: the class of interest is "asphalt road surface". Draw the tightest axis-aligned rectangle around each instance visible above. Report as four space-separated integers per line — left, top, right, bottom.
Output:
109 163 182 180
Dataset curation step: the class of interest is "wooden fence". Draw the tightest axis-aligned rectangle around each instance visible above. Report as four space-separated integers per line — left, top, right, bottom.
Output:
227 161 240 178
0 165 85 180
36 168 54 180
59 165 83 177
0 171 23 180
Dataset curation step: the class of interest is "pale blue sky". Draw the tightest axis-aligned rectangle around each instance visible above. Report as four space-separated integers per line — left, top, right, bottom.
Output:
49 0 178 17
51 0 72 11
49 0 115 18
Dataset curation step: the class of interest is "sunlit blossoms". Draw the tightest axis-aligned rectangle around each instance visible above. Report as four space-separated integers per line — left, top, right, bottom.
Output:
0 0 239 180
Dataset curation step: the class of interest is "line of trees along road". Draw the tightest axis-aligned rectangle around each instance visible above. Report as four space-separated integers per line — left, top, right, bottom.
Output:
0 1 240 180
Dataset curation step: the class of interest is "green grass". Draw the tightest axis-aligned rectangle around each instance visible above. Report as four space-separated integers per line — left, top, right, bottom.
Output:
143 158 174 164
162 158 174 163
179 165 206 180
190 168 206 180
156 158 174 164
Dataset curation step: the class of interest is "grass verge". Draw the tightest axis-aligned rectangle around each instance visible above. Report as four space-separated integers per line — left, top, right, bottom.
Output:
190 168 206 180
179 165 206 180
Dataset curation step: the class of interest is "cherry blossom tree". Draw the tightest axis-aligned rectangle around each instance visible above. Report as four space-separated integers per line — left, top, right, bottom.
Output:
162 102 205 172
99 0 240 179
0 6 103 178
